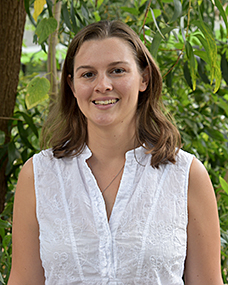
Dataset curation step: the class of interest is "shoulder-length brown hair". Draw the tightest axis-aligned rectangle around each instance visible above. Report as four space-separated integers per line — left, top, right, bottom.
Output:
41 20 181 168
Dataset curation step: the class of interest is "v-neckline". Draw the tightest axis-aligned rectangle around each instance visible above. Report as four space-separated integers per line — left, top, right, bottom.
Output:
80 145 146 232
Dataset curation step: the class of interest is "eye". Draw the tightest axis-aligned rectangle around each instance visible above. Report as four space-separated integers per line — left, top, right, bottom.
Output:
111 68 125 74
82 72 95 78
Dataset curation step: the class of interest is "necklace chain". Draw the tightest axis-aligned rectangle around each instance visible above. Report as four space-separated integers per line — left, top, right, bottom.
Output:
101 164 125 194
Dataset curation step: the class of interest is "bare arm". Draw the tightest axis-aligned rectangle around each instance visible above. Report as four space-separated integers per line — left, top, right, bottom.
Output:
8 158 45 285
184 157 223 284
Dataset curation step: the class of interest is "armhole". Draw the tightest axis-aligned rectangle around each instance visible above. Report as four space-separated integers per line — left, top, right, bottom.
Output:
32 154 40 229
185 154 195 225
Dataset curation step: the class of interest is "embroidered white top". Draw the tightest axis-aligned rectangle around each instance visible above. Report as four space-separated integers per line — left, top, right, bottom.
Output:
33 146 194 285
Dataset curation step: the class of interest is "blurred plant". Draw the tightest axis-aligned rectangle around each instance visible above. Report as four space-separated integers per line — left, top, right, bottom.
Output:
1 0 228 283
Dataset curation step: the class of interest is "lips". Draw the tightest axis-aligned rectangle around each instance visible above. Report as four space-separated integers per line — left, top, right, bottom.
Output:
92 99 119 105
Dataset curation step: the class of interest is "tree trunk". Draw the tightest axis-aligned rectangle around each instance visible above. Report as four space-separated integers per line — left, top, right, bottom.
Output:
47 0 62 106
0 1 26 214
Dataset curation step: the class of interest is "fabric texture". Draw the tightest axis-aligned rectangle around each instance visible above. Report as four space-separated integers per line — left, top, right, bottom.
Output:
33 146 194 285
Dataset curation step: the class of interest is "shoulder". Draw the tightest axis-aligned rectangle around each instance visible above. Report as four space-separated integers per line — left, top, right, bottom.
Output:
15 157 36 212
9 157 45 284
17 150 54 186
17 157 34 186
184 157 223 284
187 157 217 226
188 157 214 199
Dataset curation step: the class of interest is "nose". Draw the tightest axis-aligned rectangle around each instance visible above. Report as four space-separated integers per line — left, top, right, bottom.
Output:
94 74 113 93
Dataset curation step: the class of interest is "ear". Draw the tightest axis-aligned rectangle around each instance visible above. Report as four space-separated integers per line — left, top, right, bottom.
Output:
139 66 149 92
67 75 76 97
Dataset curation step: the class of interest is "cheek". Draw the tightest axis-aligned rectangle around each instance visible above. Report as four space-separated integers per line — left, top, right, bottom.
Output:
116 77 141 96
116 77 133 90
73 82 91 99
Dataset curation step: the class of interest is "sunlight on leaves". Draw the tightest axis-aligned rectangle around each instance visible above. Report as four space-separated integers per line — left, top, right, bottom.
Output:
220 177 228 196
214 0 228 38
26 77 50 109
35 17 58 44
33 0 46 22
194 19 221 93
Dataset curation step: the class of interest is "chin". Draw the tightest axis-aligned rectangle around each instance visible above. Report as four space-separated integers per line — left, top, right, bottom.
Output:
90 116 116 126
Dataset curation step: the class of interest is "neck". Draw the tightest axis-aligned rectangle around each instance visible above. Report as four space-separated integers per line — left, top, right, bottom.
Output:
87 121 137 164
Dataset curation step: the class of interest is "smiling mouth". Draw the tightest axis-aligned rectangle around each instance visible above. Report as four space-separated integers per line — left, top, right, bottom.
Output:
93 99 119 105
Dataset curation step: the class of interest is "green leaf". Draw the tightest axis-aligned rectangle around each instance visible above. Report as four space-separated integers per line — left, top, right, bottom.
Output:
70 1 77 33
194 19 219 92
75 11 84 26
185 41 191 58
0 218 11 229
0 272 5 284
120 7 139 16
3 233 12 250
93 11 101 22
194 50 208 63
0 130 5 145
149 9 161 19
196 57 210 84
218 98 228 116
150 8 164 39
184 118 198 135
140 0 148 6
214 0 228 38
24 0 37 27
6 141 20 175
221 52 228 85
205 128 225 141
0 227 4 239
185 41 196 90
17 121 35 150
183 61 193 89
166 70 173 88
180 16 186 43
170 0 182 23
214 56 222 94
150 27 175 59
81 5 89 21
46 0 53 17
97 0 105 9
24 0 30 15
35 17 58 44
26 77 50 109
16 112 39 138
62 2 72 30
220 177 228 195
151 33 162 59
193 24 215 68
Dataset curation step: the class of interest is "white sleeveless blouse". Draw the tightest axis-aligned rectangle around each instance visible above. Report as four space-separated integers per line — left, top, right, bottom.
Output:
33 146 194 284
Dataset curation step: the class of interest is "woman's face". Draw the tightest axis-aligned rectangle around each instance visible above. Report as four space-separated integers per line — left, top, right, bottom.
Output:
68 37 148 131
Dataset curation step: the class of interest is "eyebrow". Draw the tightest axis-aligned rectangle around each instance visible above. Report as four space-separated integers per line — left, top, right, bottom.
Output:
75 61 130 73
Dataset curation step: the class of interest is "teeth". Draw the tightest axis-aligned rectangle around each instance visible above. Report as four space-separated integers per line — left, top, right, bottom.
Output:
94 99 118 105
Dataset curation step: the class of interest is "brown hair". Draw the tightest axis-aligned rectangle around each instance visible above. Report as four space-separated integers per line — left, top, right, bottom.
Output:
41 20 181 167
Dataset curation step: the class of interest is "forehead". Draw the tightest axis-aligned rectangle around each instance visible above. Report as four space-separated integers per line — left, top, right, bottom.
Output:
74 37 137 67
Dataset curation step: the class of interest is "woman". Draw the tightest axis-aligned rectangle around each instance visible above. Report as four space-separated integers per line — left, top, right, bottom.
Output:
8 20 223 284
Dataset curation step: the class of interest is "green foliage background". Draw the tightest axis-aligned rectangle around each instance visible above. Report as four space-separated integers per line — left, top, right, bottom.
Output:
1 0 228 283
